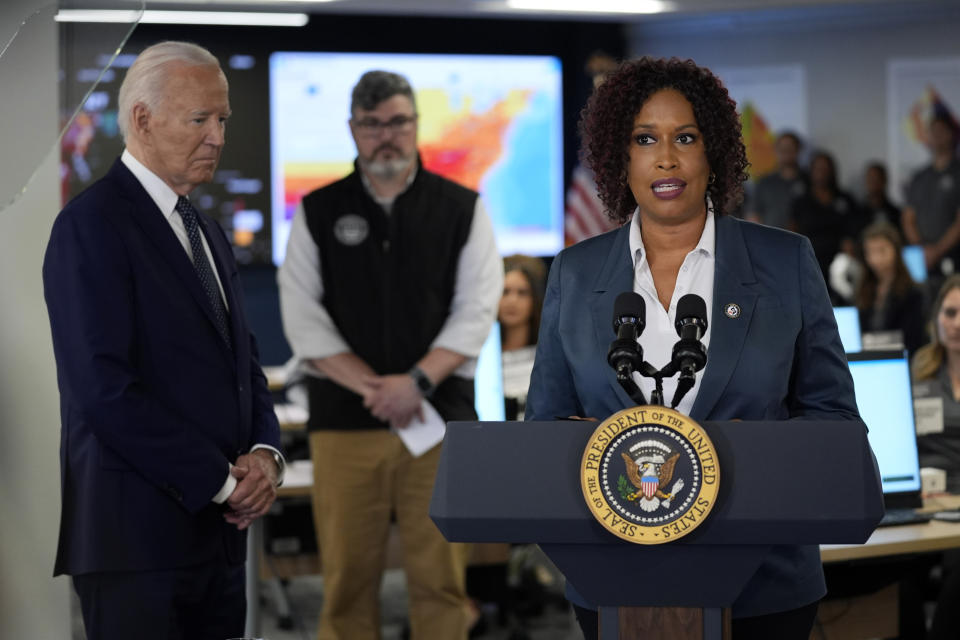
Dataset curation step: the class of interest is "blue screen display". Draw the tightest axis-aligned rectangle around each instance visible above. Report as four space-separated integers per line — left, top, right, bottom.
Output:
475 323 505 422
902 245 927 284
848 355 921 495
833 306 862 353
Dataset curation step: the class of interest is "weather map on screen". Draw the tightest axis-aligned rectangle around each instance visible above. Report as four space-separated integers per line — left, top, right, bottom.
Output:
269 52 564 265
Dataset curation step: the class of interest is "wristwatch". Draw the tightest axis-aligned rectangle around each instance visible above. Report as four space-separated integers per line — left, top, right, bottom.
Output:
408 366 435 398
262 448 285 487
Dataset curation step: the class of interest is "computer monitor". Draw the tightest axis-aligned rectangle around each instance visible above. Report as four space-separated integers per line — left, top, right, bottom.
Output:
833 306 862 353
474 323 505 422
847 350 923 508
902 245 927 284
269 51 565 265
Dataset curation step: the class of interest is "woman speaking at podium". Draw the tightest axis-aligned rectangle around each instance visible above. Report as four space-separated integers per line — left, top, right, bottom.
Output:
525 57 859 639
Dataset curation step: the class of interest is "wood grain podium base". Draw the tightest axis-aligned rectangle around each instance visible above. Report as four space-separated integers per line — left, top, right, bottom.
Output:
600 607 731 640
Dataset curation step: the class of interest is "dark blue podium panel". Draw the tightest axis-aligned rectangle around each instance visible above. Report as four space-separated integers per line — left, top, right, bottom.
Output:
542 543 768 608
430 420 883 546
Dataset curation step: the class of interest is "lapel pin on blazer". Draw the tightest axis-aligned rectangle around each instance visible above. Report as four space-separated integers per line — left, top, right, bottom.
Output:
724 303 741 319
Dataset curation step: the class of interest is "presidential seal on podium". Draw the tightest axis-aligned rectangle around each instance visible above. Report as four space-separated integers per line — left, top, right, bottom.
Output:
581 406 720 544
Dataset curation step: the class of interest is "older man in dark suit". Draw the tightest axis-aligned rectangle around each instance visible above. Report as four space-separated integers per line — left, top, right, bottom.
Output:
43 41 283 640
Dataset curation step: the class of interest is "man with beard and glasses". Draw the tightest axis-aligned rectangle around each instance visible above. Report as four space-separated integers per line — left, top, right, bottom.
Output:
278 70 502 640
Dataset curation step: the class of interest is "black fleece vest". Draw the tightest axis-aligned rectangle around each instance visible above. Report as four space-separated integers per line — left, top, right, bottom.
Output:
302 164 478 430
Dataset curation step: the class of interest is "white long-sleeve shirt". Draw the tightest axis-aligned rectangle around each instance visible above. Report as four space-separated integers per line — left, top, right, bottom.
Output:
278 171 503 379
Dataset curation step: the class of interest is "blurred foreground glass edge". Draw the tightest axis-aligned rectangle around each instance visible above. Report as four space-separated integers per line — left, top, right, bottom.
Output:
0 0 144 213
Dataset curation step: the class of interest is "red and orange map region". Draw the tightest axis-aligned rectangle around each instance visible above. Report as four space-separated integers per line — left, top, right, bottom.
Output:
282 161 353 216
281 88 532 217
739 101 777 180
418 88 531 190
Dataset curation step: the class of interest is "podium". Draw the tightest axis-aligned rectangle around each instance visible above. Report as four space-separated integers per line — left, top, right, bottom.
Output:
430 419 884 639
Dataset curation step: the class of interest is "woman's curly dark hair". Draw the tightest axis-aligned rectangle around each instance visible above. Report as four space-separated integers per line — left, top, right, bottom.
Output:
579 57 749 224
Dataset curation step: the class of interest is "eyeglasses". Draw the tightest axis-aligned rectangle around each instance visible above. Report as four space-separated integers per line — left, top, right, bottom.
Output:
352 114 418 137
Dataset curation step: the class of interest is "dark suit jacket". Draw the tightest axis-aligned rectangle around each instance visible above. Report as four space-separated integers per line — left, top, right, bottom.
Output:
43 159 281 577
526 214 861 617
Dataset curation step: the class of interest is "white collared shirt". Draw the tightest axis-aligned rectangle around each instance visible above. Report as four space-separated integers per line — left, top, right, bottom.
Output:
628 208 716 415
121 149 284 502
120 149 228 309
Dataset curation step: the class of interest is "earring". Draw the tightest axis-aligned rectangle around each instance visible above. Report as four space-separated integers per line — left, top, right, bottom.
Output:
708 172 716 185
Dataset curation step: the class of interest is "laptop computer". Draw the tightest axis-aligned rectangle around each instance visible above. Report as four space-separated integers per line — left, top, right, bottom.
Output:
833 306 863 354
474 322 505 422
902 245 928 284
846 350 930 526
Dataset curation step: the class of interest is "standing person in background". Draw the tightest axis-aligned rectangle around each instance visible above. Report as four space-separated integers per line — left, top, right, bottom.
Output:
277 69 502 640
499 254 547 421
43 41 284 640
902 113 960 298
861 161 902 232
790 150 866 304
748 131 807 229
854 222 925 354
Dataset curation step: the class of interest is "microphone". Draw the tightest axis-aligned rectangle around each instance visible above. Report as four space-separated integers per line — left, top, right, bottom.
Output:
607 292 648 405
664 294 708 408
607 292 645 378
673 294 708 378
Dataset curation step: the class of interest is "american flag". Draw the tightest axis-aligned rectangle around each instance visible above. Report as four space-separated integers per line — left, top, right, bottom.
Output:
641 475 659 500
564 163 619 246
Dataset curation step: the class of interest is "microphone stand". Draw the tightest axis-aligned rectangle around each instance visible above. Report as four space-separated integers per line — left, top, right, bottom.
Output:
616 371 648 406
619 361 662 407
649 372 666 407
639 361 697 409
671 374 695 409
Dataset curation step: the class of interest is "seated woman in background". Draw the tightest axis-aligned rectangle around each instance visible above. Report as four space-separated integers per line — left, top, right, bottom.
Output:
854 222 925 355
913 275 960 478
499 254 547 420
912 274 960 639
465 254 549 637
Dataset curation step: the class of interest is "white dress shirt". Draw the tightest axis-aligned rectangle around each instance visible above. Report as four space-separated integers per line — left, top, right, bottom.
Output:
628 207 716 415
278 168 503 379
121 150 228 309
121 149 283 504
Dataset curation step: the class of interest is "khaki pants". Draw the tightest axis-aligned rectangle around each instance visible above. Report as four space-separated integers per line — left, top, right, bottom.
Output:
309 430 472 640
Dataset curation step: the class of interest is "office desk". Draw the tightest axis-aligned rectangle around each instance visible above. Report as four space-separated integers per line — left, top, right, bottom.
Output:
245 396 307 634
813 496 960 639
822 519 960 562
263 365 287 392
274 402 307 431
822 494 960 563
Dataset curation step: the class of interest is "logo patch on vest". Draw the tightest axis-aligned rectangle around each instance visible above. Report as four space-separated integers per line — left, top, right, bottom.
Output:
333 214 369 246
580 406 720 545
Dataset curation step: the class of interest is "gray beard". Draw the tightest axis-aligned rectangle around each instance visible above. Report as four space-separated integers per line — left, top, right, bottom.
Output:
361 155 414 180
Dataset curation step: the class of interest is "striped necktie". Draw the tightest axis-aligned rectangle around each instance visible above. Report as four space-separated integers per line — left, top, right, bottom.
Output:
175 196 232 350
